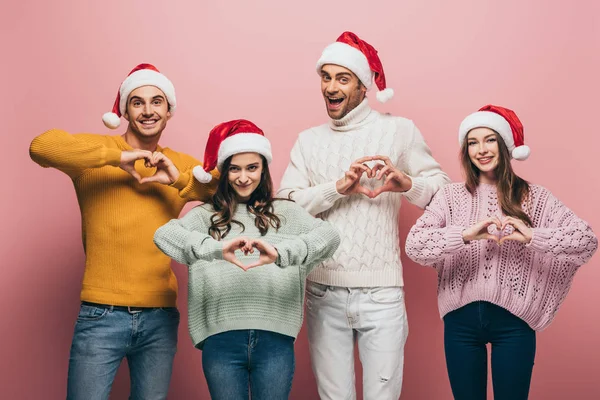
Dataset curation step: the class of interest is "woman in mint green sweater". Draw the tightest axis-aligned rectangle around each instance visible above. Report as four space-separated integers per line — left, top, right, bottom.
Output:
153 119 340 400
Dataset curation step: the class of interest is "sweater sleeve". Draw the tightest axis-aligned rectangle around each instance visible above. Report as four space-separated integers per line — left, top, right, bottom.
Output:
526 192 598 265
167 151 219 202
276 137 345 216
401 123 451 209
153 207 224 266
405 189 467 266
29 129 122 179
274 203 341 275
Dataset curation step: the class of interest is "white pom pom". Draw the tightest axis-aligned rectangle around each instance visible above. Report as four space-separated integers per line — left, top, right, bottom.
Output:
193 166 213 183
512 145 531 161
376 88 394 103
102 112 121 129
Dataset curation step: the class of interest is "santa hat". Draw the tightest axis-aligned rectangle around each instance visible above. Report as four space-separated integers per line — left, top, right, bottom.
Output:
193 119 273 183
459 105 530 161
102 63 176 129
316 31 394 103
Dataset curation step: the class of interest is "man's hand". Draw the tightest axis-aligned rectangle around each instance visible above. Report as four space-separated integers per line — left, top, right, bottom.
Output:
139 152 180 185
119 150 153 183
336 162 372 197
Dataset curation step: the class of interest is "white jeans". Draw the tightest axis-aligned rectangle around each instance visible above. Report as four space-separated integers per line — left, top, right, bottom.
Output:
305 282 409 400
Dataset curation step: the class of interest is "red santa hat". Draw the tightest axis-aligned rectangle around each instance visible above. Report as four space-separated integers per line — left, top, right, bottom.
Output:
459 104 530 161
102 63 176 129
316 31 394 103
193 119 273 183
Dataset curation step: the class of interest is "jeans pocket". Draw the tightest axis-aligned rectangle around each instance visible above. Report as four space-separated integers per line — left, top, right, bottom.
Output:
77 303 109 321
158 307 180 319
368 287 404 304
305 281 329 299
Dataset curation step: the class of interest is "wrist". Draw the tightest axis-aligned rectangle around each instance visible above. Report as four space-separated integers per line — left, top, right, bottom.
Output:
461 230 471 243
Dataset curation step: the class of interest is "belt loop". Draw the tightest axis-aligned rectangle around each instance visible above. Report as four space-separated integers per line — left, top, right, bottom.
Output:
127 306 142 314
109 305 114 312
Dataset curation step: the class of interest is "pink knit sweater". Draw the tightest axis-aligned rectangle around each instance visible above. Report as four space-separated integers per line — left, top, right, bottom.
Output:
405 182 597 331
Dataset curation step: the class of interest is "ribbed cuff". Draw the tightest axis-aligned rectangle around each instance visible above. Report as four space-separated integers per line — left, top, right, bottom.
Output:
525 228 551 253
446 226 468 252
323 181 346 204
170 170 190 191
403 176 425 204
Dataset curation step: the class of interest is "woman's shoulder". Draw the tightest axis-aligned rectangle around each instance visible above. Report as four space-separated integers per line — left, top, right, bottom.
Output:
185 203 216 219
272 198 305 214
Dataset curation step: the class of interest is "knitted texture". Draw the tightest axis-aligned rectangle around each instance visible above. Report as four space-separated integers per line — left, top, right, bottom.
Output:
405 182 598 330
277 99 450 287
153 200 340 347
29 129 218 307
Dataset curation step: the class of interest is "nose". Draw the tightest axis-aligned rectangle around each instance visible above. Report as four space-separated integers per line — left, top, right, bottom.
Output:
143 103 152 116
478 143 489 155
326 80 338 95
238 171 249 184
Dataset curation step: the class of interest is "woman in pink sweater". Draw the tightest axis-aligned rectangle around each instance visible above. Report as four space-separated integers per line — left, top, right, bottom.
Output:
405 105 597 400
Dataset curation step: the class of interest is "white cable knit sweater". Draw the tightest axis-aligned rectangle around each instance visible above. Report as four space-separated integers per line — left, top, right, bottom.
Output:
277 99 450 287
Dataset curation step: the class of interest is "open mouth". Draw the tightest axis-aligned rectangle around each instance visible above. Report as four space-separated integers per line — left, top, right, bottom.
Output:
477 157 493 165
327 97 344 109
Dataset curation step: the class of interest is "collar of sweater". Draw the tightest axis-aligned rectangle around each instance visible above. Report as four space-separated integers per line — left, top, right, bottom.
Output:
329 98 375 132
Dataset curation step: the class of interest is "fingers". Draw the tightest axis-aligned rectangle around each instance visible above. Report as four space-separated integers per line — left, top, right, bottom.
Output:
349 163 370 177
502 216 527 232
354 156 374 164
370 155 394 167
125 168 142 183
372 164 390 179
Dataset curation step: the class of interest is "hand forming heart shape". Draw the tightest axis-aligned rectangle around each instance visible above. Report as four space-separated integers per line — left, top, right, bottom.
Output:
120 150 180 185
222 237 278 271
337 155 412 199
463 216 533 245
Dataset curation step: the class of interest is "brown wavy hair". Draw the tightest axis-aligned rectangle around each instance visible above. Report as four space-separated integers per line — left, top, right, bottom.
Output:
208 155 284 240
460 131 532 226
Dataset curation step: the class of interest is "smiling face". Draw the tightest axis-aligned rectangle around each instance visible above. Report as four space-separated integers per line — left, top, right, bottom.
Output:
466 127 501 183
320 64 366 120
123 85 171 140
227 152 263 202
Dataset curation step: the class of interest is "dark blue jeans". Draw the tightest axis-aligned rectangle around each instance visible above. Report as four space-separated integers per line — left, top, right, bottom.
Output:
444 301 536 400
67 302 180 400
202 330 295 400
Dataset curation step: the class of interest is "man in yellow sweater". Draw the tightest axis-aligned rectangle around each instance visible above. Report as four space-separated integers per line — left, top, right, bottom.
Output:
29 63 218 400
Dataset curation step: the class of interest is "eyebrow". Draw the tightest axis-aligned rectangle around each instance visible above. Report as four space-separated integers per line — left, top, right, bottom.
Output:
129 95 165 103
468 133 496 141
230 162 259 168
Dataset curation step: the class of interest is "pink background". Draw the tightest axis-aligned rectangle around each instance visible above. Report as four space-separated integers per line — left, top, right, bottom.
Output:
2 1 599 398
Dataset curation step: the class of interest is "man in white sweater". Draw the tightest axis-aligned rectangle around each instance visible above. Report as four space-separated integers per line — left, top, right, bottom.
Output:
277 32 450 399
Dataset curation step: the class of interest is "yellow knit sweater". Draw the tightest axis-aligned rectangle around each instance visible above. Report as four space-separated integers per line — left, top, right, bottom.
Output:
29 129 218 307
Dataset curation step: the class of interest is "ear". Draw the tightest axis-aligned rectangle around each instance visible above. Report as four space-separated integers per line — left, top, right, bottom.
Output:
166 110 172 121
123 110 130 122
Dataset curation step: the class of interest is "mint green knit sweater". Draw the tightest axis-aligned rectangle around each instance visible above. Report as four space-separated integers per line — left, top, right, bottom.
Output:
154 199 340 348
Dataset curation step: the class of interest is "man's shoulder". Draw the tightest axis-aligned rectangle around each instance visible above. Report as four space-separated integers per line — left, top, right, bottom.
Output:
297 123 331 140
379 113 416 130
161 147 201 166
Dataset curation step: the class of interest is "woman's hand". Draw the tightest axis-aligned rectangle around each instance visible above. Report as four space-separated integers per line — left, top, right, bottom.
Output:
462 216 503 243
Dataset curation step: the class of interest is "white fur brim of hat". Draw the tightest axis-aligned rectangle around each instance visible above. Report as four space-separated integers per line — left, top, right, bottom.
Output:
316 42 373 90
102 69 176 129
315 42 394 103
218 133 272 169
193 133 273 184
458 111 530 161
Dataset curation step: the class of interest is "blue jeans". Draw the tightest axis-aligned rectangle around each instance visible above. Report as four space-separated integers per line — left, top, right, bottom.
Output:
202 330 295 400
67 302 180 400
444 301 536 400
